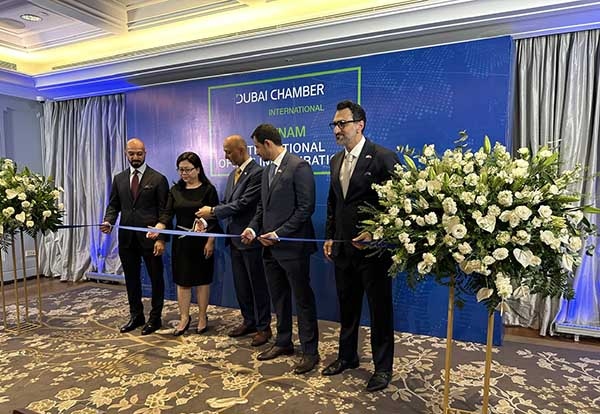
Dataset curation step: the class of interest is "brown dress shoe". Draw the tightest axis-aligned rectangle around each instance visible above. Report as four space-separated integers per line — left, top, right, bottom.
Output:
257 344 294 361
294 354 320 374
251 328 272 347
228 323 257 338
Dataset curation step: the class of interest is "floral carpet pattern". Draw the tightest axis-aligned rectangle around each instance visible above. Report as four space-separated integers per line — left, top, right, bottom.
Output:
0 286 598 413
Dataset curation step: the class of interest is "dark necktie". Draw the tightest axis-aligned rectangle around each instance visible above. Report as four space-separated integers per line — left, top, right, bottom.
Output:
268 163 277 187
131 170 140 200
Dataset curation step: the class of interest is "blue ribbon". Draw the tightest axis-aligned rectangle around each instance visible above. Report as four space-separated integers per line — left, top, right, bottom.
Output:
56 223 387 245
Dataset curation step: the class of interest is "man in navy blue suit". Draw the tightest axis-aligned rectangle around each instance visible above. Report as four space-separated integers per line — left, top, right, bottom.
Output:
241 124 319 375
197 135 272 347
323 100 399 391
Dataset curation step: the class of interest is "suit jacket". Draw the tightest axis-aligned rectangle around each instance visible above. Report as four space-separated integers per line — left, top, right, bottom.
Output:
103 165 170 249
214 159 263 250
326 139 399 261
248 152 317 260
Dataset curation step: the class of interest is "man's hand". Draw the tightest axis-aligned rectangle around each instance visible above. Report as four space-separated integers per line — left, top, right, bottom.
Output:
153 240 166 256
352 232 372 250
323 239 334 261
100 221 112 234
146 223 165 240
196 206 213 219
240 228 255 245
259 231 279 247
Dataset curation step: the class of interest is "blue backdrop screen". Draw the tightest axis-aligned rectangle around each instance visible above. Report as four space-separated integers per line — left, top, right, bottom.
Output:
127 36 513 345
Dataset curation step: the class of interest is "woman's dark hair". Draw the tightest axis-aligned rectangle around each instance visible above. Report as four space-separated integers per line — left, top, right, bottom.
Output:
176 151 211 188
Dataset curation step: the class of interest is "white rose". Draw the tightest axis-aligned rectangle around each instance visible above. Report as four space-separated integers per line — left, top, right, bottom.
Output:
487 205 501 217
21 201 31 208
483 255 496 266
426 232 436 246
403 199 413 213
460 192 475 205
496 232 511 245
2 206 15 217
425 212 438 225
42 210 52 218
495 273 513 299
398 233 410 244
17 192 26 201
26 220 34 228
538 148 553 158
415 179 427 192
548 185 560 195
389 206 399 216
497 190 513 207
475 195 487 206
442 198 457 215
449 223 467 239
405 243 416 254
514 205 532 221
492 248 509 260
538 205 552 219
415 216 425 226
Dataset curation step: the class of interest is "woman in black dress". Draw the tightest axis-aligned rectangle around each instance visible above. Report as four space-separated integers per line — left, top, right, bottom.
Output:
151 152 219 335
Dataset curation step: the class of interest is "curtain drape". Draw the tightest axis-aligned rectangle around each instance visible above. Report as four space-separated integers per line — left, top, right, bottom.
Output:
510 29 600 335
40 94 126 281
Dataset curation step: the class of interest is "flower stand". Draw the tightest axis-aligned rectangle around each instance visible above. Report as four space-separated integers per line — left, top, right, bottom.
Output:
443 281 494 414
0 231 43 333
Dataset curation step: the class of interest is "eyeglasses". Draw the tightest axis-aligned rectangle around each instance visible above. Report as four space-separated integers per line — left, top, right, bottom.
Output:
328 119 361 130
177 167 196 174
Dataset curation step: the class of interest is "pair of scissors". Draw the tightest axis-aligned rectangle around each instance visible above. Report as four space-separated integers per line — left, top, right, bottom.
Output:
177 218 200 238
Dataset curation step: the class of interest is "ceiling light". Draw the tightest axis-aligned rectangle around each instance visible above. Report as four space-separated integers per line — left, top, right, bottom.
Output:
20 14 42 22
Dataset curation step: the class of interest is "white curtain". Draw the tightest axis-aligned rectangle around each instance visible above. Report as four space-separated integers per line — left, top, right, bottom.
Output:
510 29 600 335
40 94 126 281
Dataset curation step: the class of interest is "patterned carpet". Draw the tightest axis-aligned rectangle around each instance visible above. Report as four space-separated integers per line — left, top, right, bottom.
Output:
0 286 598 414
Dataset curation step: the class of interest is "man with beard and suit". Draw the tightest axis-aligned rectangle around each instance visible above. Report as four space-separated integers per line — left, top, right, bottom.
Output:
196 134 272 346
241 124 319 375
322 100 399 392
101 138 170 335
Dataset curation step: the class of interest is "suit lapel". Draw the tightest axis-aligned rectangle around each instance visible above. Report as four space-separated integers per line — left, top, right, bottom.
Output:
331 151 344 201
225 170 235 202
266 153 288 204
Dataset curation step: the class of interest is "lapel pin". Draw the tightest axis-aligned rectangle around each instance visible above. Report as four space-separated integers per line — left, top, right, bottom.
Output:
365 154 373 159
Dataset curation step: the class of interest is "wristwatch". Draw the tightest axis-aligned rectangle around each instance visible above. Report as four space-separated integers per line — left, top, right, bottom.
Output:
210 207 215 216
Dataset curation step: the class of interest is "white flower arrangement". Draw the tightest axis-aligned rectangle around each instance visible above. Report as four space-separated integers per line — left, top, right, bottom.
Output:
362 133 598 313
0 158 64 247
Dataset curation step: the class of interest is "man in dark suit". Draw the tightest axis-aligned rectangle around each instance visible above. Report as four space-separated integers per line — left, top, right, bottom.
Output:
322 100 399 392
101 137 170 335
196 134 272 346
241 124 319 375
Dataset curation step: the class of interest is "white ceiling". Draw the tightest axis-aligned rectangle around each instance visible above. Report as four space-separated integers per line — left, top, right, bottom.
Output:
1 0 600 100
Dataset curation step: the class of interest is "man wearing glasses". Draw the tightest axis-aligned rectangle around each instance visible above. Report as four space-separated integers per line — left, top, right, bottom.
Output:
322 100 399 392
101 138 170 336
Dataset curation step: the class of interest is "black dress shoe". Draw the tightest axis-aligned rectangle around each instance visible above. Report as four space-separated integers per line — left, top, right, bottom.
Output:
197 316 209 334
141 320 161 335
366 371 392 392
173 317 191 337
256 344 294 361
321 358 360 376
120 316 145 333
294 354 320 374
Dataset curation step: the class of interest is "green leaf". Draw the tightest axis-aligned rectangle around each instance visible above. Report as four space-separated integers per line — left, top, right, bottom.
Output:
403 154 417 171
